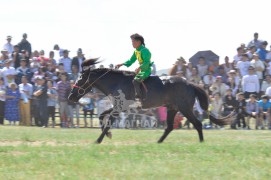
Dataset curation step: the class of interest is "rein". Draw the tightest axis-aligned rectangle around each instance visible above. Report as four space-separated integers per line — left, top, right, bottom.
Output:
74 69 111 95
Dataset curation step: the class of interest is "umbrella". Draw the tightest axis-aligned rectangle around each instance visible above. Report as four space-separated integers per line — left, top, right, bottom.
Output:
189 50 219 67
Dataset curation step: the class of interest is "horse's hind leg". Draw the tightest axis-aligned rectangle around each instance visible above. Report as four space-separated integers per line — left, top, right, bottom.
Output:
179 108 204 142
97 109 114 142
158 107 177 143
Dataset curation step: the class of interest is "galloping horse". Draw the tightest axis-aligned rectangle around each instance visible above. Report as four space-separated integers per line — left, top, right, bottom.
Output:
68 59 234 144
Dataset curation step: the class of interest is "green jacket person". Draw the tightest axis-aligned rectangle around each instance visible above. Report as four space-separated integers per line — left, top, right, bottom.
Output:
116 33 153 104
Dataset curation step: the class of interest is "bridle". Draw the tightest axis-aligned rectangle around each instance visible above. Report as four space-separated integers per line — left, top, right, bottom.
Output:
73 69 111 96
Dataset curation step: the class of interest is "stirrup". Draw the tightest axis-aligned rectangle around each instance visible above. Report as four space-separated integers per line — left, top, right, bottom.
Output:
129 98 142 108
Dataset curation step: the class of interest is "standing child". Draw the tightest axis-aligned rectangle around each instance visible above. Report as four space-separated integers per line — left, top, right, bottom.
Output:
258 95 271 129
231 92 247 129
5 83 20 125
0 78 6 125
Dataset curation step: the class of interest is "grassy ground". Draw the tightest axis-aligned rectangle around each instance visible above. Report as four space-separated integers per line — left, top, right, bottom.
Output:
0 126 271 180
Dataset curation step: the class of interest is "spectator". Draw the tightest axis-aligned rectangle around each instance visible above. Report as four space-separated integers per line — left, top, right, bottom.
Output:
221 56 233 73
169 57 187 76
0 78 6 125
48 51 57 68
69 65 80 81
236 53 250 77
196 57 208 78
38 50 49 66
188 68 201 84
17 33 31 57
16 59 33 84
246 45 257 60
250 53 265 85
242 66 260 99
247 32 262 49
258 95 271 130
18 76 33 126
209 76 228 97
185 62 193 80
215 66 227 83
3 36 14 55
5 83 20 125
203 71 215 88
233 47 244 65
266 45 271 61
210 92 223 118
223 89 237 116
208 59 220 75
0 49 9 69
256 41 268 61
231 92 246 129
67 80 80 128
82 93 96 128
56 73 70 127
226 77 239 96
157 106 167 128
47 80 57 128
33 76 48 127
227 70 240 89
1 59 17 87
59 50 72 73
261 75 271 95
246 94 259 130
72 48 85 72
12 45 23 69
53 44 64 59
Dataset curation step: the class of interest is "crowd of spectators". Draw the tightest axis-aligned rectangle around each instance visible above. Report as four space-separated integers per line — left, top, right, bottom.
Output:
0 33 103 128
168 32 271 130
1 32 271 130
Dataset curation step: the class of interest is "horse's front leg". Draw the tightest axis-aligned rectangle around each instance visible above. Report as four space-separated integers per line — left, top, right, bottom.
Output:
96 109 118 144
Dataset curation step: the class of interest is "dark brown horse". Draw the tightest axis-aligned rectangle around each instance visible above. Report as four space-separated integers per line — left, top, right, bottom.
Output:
68 59 234 144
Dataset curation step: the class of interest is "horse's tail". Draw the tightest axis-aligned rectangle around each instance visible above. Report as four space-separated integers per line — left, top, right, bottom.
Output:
193 85 208 111
193 84 235 126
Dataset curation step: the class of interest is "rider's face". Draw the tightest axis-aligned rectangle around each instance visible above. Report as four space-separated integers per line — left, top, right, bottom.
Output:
132 39 141 49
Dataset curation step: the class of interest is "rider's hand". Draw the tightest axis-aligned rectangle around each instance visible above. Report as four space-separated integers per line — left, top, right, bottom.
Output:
115 64 123 69
135 67 141 74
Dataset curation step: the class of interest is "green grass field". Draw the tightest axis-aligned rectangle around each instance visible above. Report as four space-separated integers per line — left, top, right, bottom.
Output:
0 126 271 180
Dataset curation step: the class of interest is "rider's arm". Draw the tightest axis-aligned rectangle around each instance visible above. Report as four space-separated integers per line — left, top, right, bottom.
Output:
123 52 137 67
139 49 151 70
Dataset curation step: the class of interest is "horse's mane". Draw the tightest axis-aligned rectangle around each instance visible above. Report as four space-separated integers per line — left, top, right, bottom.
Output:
81 58 136 75
91 68 136 76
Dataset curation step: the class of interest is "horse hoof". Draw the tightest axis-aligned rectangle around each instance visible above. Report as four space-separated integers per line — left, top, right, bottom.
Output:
106 132 112 139
157 140 163 144
95 140 101 144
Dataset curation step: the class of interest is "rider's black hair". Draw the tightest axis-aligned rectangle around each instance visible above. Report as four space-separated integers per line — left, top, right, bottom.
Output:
130 33 145 46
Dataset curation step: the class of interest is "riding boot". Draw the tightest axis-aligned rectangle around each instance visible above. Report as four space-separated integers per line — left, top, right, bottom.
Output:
132 80 142 100
130 80 142 107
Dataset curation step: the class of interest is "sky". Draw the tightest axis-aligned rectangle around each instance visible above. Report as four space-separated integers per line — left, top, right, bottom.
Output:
1 0 271 71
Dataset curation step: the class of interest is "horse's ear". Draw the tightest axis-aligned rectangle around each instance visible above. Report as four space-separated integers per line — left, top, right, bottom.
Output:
81 57 101 69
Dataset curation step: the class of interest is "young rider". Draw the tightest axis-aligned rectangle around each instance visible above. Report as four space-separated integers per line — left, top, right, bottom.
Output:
116 33 153 105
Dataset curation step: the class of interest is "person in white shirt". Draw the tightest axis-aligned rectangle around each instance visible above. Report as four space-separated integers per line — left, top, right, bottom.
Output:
18 76 33 126
265 86 271 98
58 50 72 73
233 47 244 65
203 71 215 87
250 53 265 84
246 45 257 60
3 36 14 56
247 32 263 49
0 59 17 87
242 66 260 99
236 54 251 77
209 76 229 97
261 75 271 95
196 57 208 78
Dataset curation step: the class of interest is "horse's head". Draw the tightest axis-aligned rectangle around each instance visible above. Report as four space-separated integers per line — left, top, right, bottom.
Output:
68 58 100 102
